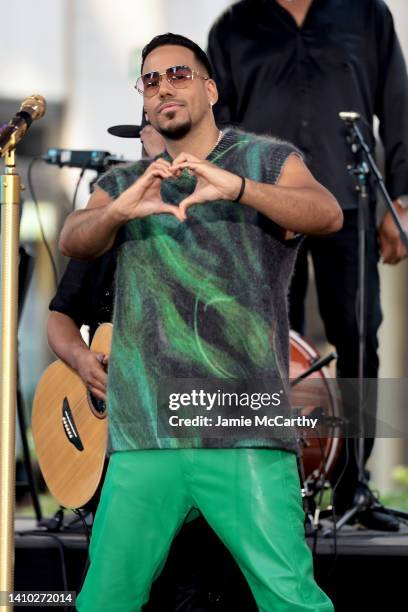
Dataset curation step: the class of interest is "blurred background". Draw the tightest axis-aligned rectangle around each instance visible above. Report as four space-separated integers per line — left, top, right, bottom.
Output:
1 0 407 513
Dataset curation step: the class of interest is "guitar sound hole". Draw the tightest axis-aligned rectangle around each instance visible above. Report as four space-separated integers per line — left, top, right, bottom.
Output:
88 392 106 416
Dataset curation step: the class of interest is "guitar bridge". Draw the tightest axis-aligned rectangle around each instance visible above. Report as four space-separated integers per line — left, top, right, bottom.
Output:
62 397 84 451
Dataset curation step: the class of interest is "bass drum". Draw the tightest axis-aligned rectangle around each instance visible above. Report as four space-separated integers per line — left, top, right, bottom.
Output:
289 330 343 492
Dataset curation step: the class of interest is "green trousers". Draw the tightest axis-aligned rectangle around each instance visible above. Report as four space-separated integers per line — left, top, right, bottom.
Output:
76 449 333 611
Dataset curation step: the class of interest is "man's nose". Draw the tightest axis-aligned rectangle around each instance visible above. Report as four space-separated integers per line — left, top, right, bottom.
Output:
158 74 175 97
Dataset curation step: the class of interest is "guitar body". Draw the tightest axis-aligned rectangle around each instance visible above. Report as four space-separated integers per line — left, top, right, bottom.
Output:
32 323 113 509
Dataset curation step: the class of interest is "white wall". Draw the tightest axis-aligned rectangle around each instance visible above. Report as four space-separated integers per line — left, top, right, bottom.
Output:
0 0 66 102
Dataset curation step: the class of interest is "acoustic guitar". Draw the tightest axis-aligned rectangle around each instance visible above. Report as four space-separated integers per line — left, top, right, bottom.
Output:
31 323 112 509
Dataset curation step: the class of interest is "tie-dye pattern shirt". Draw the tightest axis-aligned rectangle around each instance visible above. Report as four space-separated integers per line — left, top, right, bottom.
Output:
97 129 302 453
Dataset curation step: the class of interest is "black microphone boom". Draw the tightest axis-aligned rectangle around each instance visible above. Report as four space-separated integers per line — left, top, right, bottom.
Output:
0 95 46 157
43 148 132 173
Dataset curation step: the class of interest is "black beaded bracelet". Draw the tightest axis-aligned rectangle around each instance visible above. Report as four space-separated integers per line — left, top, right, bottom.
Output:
233 176 246 202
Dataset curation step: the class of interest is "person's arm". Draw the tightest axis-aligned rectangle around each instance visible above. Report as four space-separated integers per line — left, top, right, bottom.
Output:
59 187 121 260
172 152 343 235
59 159 183 260
47 311 108 401
240 154 343 235
374 2 408 263
48 257 113 401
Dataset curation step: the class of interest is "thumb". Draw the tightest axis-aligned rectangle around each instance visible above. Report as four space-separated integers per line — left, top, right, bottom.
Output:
178 193 202 219
157 203 185 222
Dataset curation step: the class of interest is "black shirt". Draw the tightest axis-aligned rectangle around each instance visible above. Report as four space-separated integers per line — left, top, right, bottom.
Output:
49 252 116 339
207 0 408 209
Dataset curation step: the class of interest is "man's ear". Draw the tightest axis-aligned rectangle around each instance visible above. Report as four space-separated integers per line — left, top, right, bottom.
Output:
144 112 149 123
207 80 219 107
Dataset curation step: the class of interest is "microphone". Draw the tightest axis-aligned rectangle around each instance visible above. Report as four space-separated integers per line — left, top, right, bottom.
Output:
339 111 360 122
43 148 131 173
0 95 46 157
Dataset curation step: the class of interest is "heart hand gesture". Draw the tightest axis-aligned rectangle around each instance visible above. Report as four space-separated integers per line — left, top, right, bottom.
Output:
116 154 242 224
171 153 242 221
116 158 184 222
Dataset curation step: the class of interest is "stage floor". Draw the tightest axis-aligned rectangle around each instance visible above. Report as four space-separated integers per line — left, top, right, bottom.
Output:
14 514 408 611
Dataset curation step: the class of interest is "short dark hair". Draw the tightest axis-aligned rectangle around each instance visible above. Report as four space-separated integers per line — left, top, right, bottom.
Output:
141 33 213 78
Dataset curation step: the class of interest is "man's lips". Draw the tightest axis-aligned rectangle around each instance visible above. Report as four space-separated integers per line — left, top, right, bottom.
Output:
157 102 184 114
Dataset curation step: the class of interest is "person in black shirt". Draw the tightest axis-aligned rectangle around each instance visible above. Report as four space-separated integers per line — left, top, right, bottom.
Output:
48 254 116 400
207 0 408 530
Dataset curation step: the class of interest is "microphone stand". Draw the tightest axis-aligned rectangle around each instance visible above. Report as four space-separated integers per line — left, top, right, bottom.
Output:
0 137 20 607
346 118 408 249
324 115 408 535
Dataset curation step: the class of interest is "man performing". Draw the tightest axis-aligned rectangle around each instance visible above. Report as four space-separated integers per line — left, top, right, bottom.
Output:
48 255 223 611
59 33 342 611
207 0 408 529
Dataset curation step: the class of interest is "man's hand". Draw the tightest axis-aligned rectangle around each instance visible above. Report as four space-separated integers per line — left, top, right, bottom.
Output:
72 346 109 401
378 202 408 264
140 125 166 157
171 153 242 220
116 158 184 222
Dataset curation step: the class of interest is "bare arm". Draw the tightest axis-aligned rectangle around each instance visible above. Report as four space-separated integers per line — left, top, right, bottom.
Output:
240 154 343 235
173 152 343 235
59 159 183 259
59 187 123 259
47 311 108 400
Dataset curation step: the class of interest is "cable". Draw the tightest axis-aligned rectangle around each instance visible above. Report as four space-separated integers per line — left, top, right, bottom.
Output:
312 435 329 558
324 437 350 581
64 508 92 611
71 156 92 211
17 506 93 612
16 530 71 612
27 157 58 290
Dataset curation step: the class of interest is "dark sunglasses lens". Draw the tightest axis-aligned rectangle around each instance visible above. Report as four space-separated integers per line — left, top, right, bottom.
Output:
166 65 193 88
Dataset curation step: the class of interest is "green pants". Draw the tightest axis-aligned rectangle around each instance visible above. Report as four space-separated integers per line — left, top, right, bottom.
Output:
76 449 333 611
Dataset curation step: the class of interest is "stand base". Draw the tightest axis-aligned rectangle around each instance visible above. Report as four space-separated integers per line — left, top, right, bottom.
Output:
322 481 406 536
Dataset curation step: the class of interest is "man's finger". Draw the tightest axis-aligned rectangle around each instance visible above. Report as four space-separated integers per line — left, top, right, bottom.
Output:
171 161 203 174
171 152 200 166
89 374 107 392
156 203 184 221
178 195 203 219
149 168 173 180
149 158 171 169
89 385 106 402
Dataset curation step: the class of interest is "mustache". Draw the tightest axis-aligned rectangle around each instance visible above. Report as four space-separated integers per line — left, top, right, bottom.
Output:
156 100 185 113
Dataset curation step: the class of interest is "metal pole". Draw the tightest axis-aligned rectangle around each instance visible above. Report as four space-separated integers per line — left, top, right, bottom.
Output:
0 141 21 611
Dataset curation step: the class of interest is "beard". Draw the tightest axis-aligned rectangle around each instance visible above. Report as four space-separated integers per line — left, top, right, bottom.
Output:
157 114 192 140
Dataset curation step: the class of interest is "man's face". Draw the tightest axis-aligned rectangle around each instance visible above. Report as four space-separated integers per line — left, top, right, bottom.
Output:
141 45 217 140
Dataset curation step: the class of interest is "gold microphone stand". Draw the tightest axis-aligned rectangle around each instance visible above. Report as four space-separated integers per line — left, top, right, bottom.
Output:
0 137 21 610
0 95 45 610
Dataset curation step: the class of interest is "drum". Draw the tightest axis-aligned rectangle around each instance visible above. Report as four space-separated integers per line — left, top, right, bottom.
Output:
289 330 343 492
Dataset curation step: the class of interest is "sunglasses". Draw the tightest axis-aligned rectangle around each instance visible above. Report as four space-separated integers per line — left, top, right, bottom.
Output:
135 65 209 97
